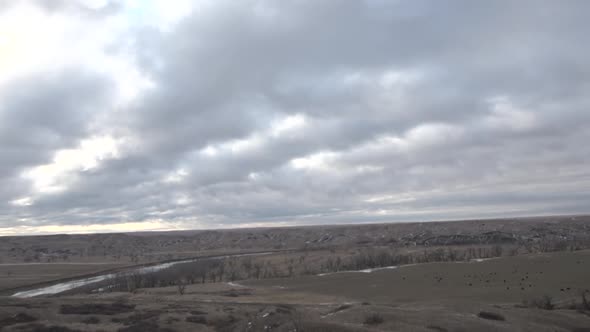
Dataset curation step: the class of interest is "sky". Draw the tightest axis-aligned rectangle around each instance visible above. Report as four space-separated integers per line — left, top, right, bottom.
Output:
1 0 589 235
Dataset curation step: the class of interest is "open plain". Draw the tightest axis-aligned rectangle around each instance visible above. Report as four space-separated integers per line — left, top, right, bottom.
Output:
1 215 590 331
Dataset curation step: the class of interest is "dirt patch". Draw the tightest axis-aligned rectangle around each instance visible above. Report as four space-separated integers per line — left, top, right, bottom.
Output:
363 313 384 325
112 311 160 325
81 316 100 324
477 311 506 321
60 302 135 315
186 315 207 324
0 312 37 327
221 288 252 297
117 321 176 332
12 324 82 332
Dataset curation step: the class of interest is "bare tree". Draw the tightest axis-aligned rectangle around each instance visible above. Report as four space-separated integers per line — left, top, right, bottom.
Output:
177 279 186 295
581 290 590 310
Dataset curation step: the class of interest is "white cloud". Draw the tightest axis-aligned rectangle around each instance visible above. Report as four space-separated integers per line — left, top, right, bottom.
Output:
199 113 308 159
0 220 187 236
0 1 154 109
404 123 464 149
163 168 189 183
10 196 33 206
290 151 338 171
23 136 121 194
270 113 307 138
485 96 538 132
125 0 199 32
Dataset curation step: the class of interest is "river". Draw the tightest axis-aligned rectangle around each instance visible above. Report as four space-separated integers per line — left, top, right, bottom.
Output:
12 251 274 298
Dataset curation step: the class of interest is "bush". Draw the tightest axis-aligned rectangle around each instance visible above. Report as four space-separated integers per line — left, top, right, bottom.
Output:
177 282 186 295
582 290 590 310
60 302 135 315
15 325 81 332
81 317 100 324
186 315 207 324
477 311 505 321
112 311 160 325
524 296 554 310
117 321 175 332
0 312 37 326
334 304 352 312
363 313 384 325
426 326 448 332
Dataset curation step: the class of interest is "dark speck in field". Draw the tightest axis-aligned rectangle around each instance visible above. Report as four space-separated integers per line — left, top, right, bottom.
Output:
0 312 37 327
477 311 505 321
60 303 135 315
12 324 81 332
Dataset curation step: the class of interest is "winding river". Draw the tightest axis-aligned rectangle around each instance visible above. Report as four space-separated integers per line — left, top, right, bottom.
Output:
12 251 274 298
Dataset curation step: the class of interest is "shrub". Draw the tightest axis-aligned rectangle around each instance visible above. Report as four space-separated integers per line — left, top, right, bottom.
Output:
582 290 590 310
117 321 175 332
477 311 505 321
426 326 448 332
334 304 352 312
60 302 135 315
16 325 81 332
0 313 37 326
177 282 186 295
186 315 207 324
524 295 554 310
81 317 100 324
112 311 160 325
363 313 384 325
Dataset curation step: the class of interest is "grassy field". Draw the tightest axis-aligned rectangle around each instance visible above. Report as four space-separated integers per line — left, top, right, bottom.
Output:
1 250 589 331
1 217 590 331
245 250 590 305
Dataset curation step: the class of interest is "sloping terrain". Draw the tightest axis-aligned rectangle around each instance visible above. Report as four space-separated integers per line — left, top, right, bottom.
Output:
2 215 589 264
1 250 590 331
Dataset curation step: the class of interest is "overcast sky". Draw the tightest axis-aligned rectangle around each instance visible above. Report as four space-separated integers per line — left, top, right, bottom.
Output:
1 0 589 235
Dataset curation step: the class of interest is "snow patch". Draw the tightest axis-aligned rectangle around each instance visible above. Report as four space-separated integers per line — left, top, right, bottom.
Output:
317 265 398 276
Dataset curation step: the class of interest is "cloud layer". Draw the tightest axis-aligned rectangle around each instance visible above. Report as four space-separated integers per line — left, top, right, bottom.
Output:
1 0 590 234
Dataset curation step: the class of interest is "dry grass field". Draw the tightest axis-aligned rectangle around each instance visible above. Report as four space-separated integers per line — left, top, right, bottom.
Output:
1 250 589 331
1 216 590 331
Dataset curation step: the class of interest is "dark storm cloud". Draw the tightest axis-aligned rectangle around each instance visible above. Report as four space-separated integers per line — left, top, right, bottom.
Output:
1 0 590 232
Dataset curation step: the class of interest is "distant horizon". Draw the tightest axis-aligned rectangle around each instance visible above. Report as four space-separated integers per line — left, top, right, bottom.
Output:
1 1 589 235
2 212 588 237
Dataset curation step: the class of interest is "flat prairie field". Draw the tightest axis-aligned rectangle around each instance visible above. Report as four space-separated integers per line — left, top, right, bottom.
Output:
245 249 590 305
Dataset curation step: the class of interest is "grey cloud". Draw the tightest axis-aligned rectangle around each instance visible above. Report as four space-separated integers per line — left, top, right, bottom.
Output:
0 71 114 176
0 70 114 218
2 0 590 231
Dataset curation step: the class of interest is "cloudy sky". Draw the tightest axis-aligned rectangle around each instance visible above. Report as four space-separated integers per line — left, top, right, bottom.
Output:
1 0 589 235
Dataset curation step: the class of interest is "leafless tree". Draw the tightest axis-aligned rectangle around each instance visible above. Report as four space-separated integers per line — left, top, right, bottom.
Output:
177 279 186 295
581 290 590 310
